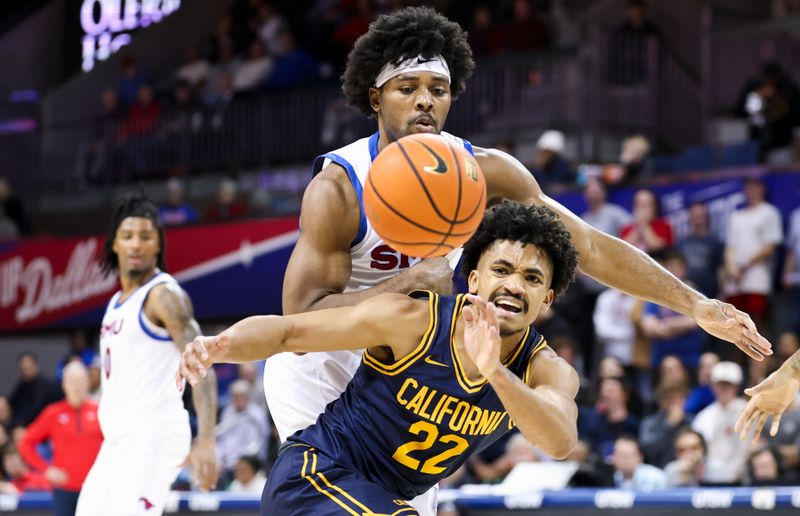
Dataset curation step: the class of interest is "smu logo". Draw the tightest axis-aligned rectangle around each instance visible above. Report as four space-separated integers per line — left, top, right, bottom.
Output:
370 245 417 271
100 319 123 339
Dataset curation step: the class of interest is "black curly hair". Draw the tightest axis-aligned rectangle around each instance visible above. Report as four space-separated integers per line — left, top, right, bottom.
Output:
342 6 475 118
101 193 166 277
461 201 578 297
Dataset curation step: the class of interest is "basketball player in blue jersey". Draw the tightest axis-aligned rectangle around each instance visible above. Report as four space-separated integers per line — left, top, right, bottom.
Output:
268 6 770 514
180 202 580 515
76 195 218 516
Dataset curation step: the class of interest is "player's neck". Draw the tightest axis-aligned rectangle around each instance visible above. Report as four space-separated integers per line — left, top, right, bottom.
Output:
119 268 158 295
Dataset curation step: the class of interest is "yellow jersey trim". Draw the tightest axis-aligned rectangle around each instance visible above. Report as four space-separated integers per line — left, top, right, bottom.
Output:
522 335 547 385
363 293 439 376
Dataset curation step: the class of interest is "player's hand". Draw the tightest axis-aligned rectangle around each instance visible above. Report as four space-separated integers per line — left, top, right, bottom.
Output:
186 437 219 491
177 335 230 390
463 294 502 379
692 298 771 360
410 257 454 295
44 466 68 486
735 368 800 443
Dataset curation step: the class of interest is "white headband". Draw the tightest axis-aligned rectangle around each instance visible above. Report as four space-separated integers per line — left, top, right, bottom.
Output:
374 55 451 88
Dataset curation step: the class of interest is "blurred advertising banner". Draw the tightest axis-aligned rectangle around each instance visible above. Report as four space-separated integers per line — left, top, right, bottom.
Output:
0 218 299 332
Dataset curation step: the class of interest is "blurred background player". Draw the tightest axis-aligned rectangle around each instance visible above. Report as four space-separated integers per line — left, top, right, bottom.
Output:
74 195 218 516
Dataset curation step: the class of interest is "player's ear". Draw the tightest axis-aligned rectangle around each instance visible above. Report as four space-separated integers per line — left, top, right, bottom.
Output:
369 87 381 113
467 270 478 294
539 289 554 312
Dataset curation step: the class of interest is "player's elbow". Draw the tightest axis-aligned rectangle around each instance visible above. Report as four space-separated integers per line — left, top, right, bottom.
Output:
548 432 578 460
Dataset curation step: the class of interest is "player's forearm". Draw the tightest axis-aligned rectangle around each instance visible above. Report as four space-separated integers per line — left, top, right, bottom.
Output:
488 368 577 459
640 223 668 249
303 272 422 312
218 315 288 362
779 348 800 381
583 230 704 317
192 367 218 439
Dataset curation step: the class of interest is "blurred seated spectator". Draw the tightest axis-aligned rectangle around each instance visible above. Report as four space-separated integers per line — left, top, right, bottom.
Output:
608 0 659 86
73 89 121 188
504 0 549 52
18 363 102 515
467 5 503 57
229 455 267 493
568 440 614 487
468 431 539 484
162 81 204 135
207 72 236 130
598 356 625 380
0 396 11 431
9 352 62 427
215 380 269 477
204 36 243 104
579 377 640 460
618 135 653 183
256 3 288 55
0 177 30 235
685 352 719 415
206 179 248 221
639 378 693 468
0 207 18 243
737 62 800 158
677 202 724 298
331 1 374 59
237 362 267 413
466 430 518 484
116 56 151 108
611 436 666 490
658 355 690 386
664 428 707 486
233 39 274 92
2 448 51 493
116 84 162 142
747 446 797 486
784 197 800 333
640 251 702 371
263 29 320 90
532 130 575 186
581 178 632 237
55 329 97 382
620 189 673 253
175 46 210 90
593 289 638 366
692 361 748 484
158 178 198 227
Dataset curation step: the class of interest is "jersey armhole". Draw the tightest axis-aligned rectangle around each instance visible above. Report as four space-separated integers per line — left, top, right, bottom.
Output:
313 153 367 248
139 281 173 342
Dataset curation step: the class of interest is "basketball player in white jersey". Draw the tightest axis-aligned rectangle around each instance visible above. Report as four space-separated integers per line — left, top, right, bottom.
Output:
266 7 771 514
76 195 218 516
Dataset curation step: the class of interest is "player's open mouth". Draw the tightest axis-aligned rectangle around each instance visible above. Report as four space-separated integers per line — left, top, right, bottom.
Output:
494 299 523 314
413 116 436 132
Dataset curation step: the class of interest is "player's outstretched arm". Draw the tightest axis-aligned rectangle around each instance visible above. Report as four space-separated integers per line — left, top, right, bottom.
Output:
147 283 218 491
178 293 429 385
736 349 800 443
474 146 771 361
283 165 454 315
463 295 579 459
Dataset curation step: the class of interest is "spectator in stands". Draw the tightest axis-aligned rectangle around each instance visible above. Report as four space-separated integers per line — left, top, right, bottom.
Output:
0 176 30 235
237 362 267 413
579 377 640 460
229 455 267 493
640 251 702 371
175 46 210 91
737 62 800 158
87 357 101 402
116 56 151 108
594 290 638 367
0 205 18 243
468 431 540 484
639 378 693 468
206 179 248 221
685 352 719 415
723 177 782 332
784 195 800 333
205 36 243 103
677 202 724 298
55 329 97 382
611 436 666 490
664 428 707 486
658 355 690 386
620 189 673 253
331 0 374 60
581 177 632 237
747 446 796 486
256 3 288 56
0 396 11 432
158 178 198 227
617 135 653 183
598 356 626 380
19 362 102 516
74 88 121 187
608 0 659 85
692 361 748 484
207 72 236 130
163 81 204 135
215 380 269 478
263 29 319 91
532 130 575 186
9 352 62 427
467 4 503 57
504 0 549 52
233 39 274 92
2 448 50 493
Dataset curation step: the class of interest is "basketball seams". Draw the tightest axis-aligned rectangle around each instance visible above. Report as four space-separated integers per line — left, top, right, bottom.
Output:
396 141 454 225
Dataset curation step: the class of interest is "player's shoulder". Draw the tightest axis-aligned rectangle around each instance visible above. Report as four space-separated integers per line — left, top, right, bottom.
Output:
359 292 429 314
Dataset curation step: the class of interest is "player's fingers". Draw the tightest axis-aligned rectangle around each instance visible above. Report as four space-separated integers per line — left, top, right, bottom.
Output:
728 303 758 333
485 300 499 329
191 336 211 362
735 402 754 434
770 415 782 437
179 355 198 386
738 339 763 361
752 412 769 443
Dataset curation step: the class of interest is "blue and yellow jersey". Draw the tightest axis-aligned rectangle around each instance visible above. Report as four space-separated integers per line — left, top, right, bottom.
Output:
292 291 548 500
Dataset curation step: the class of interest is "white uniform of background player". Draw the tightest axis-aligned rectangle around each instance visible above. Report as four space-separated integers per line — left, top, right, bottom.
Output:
76 273 190 515
264 130 471 516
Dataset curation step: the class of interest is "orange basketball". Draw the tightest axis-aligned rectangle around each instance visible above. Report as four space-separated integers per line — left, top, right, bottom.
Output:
364 133 487 258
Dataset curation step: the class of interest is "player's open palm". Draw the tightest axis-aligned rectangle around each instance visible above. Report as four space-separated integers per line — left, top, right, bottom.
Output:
693 298 772 360
463 294 501 379
735 368 800 443
177 335 230 389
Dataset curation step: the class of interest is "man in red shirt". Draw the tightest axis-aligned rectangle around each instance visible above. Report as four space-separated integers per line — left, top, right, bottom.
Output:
19 362 103 516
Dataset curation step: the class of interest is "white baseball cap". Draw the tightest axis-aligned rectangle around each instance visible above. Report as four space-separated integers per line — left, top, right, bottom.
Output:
711 361 742 386
536 130 565 154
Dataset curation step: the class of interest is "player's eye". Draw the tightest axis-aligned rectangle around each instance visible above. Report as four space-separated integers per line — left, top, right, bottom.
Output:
399 87 415 94
527 276 541 284
492 268 506 275
433 88 447 96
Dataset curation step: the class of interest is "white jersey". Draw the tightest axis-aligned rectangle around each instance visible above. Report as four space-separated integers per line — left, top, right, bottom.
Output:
98 272 189 442
264 131 473 442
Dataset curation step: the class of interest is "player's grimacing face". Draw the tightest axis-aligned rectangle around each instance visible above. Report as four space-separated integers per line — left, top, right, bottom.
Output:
112 216 160 277
370 71 452 141
467 240 555 337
